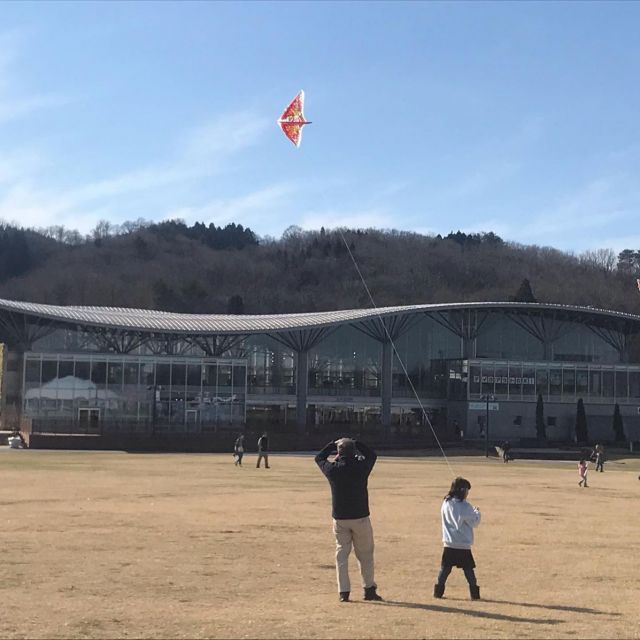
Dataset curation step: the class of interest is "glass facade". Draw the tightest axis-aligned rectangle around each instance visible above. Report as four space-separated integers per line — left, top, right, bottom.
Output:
476 316 543 360
476 315 621 363
12 307 640 436
23 352 246 430
467 359 640 403
308 326 382 397
245 326 384 398
393 315 462 398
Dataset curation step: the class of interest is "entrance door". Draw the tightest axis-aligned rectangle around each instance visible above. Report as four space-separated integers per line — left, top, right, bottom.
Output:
78 408 101 433
185 409 199 432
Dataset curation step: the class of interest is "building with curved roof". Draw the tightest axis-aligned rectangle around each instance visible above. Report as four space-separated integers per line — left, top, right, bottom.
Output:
1 297 639 446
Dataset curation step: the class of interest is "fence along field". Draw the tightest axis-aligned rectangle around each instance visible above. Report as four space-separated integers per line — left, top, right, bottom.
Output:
1 449 639 639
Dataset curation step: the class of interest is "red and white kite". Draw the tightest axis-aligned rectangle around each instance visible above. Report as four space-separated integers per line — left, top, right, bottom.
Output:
277 90 311 147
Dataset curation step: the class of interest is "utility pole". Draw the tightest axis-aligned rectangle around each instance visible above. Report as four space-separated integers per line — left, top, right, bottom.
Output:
484 394 494 458
148 384 160 436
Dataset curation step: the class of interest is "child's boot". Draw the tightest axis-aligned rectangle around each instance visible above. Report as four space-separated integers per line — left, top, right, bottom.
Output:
470 585 480 600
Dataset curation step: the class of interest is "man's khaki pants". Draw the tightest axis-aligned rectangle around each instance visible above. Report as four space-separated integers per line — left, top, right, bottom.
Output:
333 516 375 593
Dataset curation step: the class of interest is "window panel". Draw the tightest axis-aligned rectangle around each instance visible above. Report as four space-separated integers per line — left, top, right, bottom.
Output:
25 358 42 384
589 370 601 397
41 359 58 383
629 371 640 400
549 368 562 398
615 370 628 400
59 359 74 379
536 368 549 398
562 368 576 398
602 371 614 398
480 364 495 397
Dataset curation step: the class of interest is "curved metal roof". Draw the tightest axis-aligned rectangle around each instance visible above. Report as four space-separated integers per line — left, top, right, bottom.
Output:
1 297 640 336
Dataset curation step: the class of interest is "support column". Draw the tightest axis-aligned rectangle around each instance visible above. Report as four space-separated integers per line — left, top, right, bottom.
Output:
381 340 392 436
296 349 309 433
462 336 475 359
619 338 630 364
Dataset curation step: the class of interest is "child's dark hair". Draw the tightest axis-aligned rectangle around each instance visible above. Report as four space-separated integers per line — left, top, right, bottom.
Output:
445 477 471 501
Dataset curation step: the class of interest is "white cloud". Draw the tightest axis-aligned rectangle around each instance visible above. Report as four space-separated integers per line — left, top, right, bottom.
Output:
459 174 639 252
0 29 70 125
435 161 520 203
583 235 640 255
0 109 272 232
0 93 71 126
518 177 635 243
165 183 295 227
0 148 48 184
180 112 271 160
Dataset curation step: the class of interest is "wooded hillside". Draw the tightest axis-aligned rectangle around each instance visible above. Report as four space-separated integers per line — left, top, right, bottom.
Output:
1 219 639 315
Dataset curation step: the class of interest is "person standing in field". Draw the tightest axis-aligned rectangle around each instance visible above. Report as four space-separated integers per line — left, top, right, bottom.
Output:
500 440 512 463
256 432 270 468
578 459 589 487
434 477 481 600
233 434 244 466
595 444 605 472
315 438 382 603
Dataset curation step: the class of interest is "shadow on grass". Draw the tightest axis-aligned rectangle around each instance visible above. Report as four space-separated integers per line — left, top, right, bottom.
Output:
364 600 563 625
476 599 621 616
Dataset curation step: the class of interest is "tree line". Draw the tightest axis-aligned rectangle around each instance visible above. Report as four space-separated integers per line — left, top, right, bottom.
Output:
1 219 640 316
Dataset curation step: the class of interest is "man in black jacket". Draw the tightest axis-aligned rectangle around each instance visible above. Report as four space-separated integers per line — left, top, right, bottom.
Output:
315 437 382 603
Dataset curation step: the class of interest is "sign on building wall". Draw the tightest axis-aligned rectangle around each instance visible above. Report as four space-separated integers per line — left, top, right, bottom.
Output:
473 375 535 385
469 401 500 411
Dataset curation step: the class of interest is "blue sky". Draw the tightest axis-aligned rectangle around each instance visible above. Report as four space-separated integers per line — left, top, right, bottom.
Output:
1 1 639 253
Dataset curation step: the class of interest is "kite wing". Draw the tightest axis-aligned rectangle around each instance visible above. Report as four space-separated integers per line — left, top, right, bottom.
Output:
277 90 311 147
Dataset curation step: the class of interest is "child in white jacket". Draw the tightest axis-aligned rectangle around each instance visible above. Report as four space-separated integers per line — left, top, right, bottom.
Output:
434 477 481 600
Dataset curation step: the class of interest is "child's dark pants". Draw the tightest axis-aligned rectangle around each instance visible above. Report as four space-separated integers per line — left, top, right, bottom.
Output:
437 564 477 587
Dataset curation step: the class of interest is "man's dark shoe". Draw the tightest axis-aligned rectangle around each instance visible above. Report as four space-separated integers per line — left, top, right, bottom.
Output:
364 586 383 601
433 583 445 598
339 592 350 602
470 585 481 600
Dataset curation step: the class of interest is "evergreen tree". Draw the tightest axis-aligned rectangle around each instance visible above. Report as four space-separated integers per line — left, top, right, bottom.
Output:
575 398 588 443
535 393 546 440
616 249 637 273
512 278 537 303
227 295 244 315
133 235 150 259
0 226 32 281
152 280 181 312
612 403 625 442
181 280 208 312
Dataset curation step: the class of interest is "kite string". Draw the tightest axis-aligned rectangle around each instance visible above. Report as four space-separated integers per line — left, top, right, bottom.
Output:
336 229 457 475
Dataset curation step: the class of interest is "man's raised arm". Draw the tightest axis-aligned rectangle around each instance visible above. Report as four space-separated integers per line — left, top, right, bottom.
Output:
315 441 337 474
355 440 377 470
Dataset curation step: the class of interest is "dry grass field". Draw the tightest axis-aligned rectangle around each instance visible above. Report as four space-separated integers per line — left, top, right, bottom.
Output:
1 447 639 639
